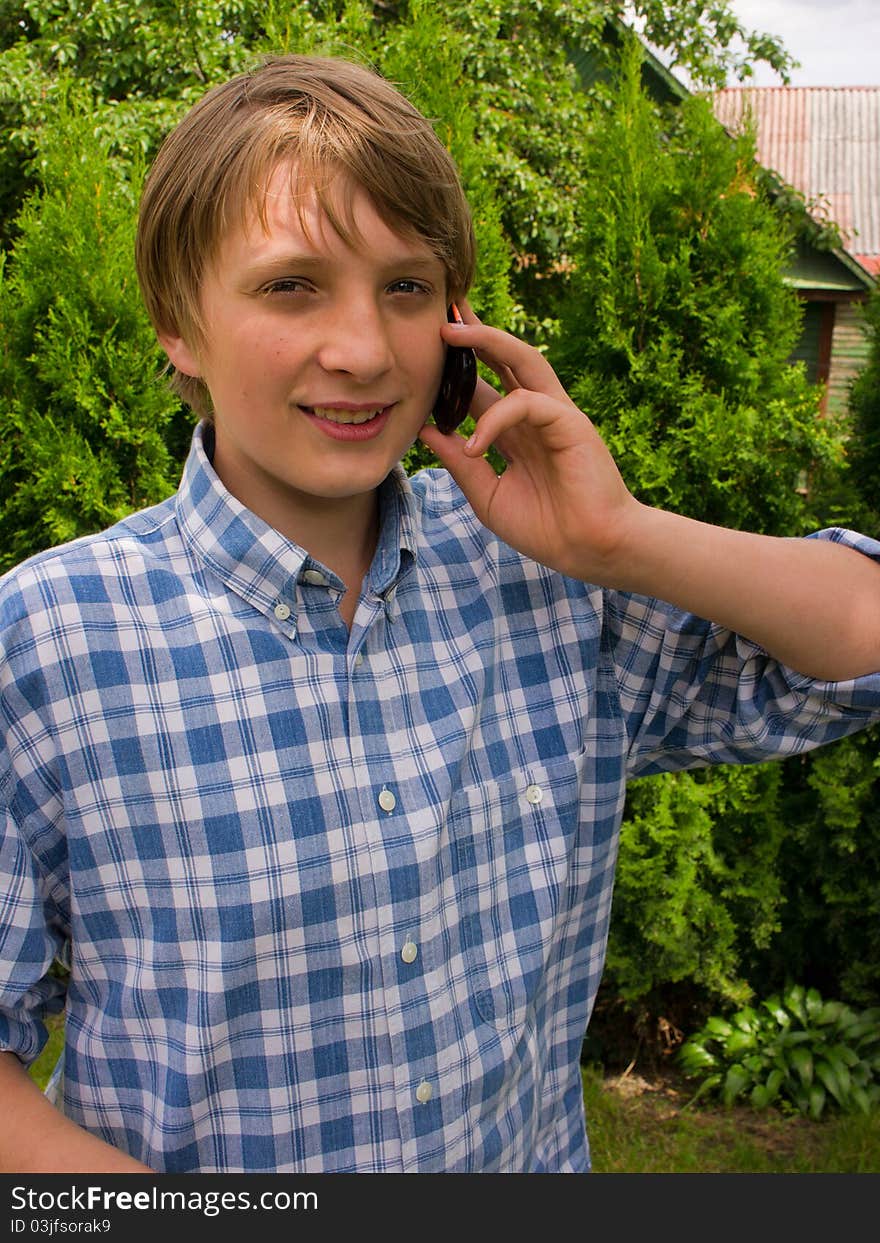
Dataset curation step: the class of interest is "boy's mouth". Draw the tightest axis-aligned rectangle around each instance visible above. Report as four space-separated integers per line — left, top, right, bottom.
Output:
298 403 396 443
302 405 387 425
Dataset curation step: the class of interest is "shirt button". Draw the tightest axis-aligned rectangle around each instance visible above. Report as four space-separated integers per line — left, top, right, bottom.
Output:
273 602 291 621
401 938 418 964
378 787 396 813
415 1080 433 1104
354 652 365 667
302 569 328 586
525 784 544 805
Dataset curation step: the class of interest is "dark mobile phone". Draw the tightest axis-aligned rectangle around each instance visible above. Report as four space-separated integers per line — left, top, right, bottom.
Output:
433 303 477 434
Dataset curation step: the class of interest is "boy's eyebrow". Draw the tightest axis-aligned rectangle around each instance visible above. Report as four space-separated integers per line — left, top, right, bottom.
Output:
242 251 445 276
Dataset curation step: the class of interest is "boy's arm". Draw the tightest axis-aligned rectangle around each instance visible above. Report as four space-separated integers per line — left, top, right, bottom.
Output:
420 311 880 683
594 509 880 682
0 1052 152 1173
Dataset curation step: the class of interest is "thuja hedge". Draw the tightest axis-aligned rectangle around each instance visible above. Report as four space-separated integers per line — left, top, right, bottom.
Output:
0 97 191 568
556 44 880 1020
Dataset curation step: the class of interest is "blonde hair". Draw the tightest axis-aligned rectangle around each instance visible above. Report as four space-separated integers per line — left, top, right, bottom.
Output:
135 54 476 416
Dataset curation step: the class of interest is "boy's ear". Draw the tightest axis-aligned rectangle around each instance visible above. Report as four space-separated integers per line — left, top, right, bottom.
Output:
158 331 202 378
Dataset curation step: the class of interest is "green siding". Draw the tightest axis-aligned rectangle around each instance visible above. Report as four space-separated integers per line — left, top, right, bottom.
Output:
790 302 823 382
827 302 870 416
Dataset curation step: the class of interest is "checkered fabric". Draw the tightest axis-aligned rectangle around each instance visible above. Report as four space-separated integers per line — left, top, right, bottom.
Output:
2 423 879 1172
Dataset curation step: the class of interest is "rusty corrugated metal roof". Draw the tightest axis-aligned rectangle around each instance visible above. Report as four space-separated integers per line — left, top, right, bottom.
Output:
712 87 880 275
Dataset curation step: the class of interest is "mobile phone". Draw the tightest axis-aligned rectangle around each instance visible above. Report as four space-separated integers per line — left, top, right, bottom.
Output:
433 303 477 434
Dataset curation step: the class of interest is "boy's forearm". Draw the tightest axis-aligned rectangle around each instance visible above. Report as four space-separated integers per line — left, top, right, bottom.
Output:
602 505 880 682
0 1051 153 1173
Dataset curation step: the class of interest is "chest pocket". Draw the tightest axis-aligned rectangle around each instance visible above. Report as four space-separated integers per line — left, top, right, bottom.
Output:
446 751 587 1033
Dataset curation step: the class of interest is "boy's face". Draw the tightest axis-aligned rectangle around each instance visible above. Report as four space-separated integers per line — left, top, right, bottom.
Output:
160 161 448 538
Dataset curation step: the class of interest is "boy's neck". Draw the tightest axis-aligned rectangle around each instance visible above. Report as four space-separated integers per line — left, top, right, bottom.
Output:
304 493 381 624
298 498 379 630
208 428 382 625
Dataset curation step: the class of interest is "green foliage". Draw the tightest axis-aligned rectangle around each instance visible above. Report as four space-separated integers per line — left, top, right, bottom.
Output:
844 288 880 540
554 39 840 535
0 86 191 568
679 984 880 1119
768 730 880 1007
605 735 880 1022
628 0 796 89
0 2 517 554
1 0 267 97
605 763 786 1007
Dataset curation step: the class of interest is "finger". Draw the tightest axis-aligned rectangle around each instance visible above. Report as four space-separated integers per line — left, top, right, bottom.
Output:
456 298 481 325
417 421 502 522
454 310 519 392
463 388 586 458
493 360 520 395
442 323 527 398
470 375 504 418
440 321 571 404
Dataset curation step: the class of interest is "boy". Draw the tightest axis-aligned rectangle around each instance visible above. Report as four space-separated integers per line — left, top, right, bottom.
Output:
1 54 879 1174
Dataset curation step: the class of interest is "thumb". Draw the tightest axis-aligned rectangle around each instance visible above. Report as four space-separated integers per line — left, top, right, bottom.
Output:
417 422 500 520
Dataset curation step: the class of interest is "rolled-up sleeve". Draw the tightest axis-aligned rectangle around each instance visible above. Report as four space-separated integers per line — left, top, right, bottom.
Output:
603 528 880 778
0 801 68 1064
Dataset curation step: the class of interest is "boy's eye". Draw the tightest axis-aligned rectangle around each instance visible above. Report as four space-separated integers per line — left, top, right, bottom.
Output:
388 279 431 295
261 278 312 295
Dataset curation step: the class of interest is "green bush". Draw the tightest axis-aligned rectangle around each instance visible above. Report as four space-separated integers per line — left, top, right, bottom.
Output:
679 984 880 1119
845 287 880 541
0 86 192 569
561 42 878 1024
769 728 880 1008
553 38 840 536
603 764 788 1009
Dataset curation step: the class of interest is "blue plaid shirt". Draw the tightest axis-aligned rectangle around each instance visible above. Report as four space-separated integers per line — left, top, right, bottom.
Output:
2 423 880 1172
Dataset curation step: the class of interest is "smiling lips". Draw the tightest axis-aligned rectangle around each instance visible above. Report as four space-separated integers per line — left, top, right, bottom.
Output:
305 404 387 425
298 402 396 442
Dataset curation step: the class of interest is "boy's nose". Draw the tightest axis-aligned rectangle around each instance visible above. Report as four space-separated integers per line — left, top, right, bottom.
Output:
316 304 395 379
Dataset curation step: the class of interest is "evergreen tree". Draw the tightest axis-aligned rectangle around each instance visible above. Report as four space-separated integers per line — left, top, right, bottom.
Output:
846 288 880 540
553 42 879 1023
0 89 191 570
554 38 840 536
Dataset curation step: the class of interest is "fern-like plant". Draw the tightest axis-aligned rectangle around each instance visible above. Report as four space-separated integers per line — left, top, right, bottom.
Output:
678 984 880 1120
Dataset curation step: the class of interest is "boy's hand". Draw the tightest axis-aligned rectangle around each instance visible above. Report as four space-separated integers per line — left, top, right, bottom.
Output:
418 306 880 681
418 304 642 584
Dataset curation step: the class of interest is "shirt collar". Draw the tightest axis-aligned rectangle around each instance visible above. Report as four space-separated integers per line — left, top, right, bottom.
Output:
175 422 420 626
368 461 420 597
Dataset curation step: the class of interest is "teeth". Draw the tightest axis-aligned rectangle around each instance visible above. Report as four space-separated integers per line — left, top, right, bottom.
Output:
310 406 384 425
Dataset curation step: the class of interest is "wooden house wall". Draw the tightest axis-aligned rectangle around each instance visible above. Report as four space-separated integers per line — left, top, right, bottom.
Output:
827 301 870 417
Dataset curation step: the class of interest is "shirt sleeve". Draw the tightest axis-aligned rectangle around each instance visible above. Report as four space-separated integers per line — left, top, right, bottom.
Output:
602 528 880 778
0 799 68 1065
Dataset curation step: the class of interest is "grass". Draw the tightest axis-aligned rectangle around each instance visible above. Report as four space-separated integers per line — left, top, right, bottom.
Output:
582 1063 880 1173
29 1015 880 1172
